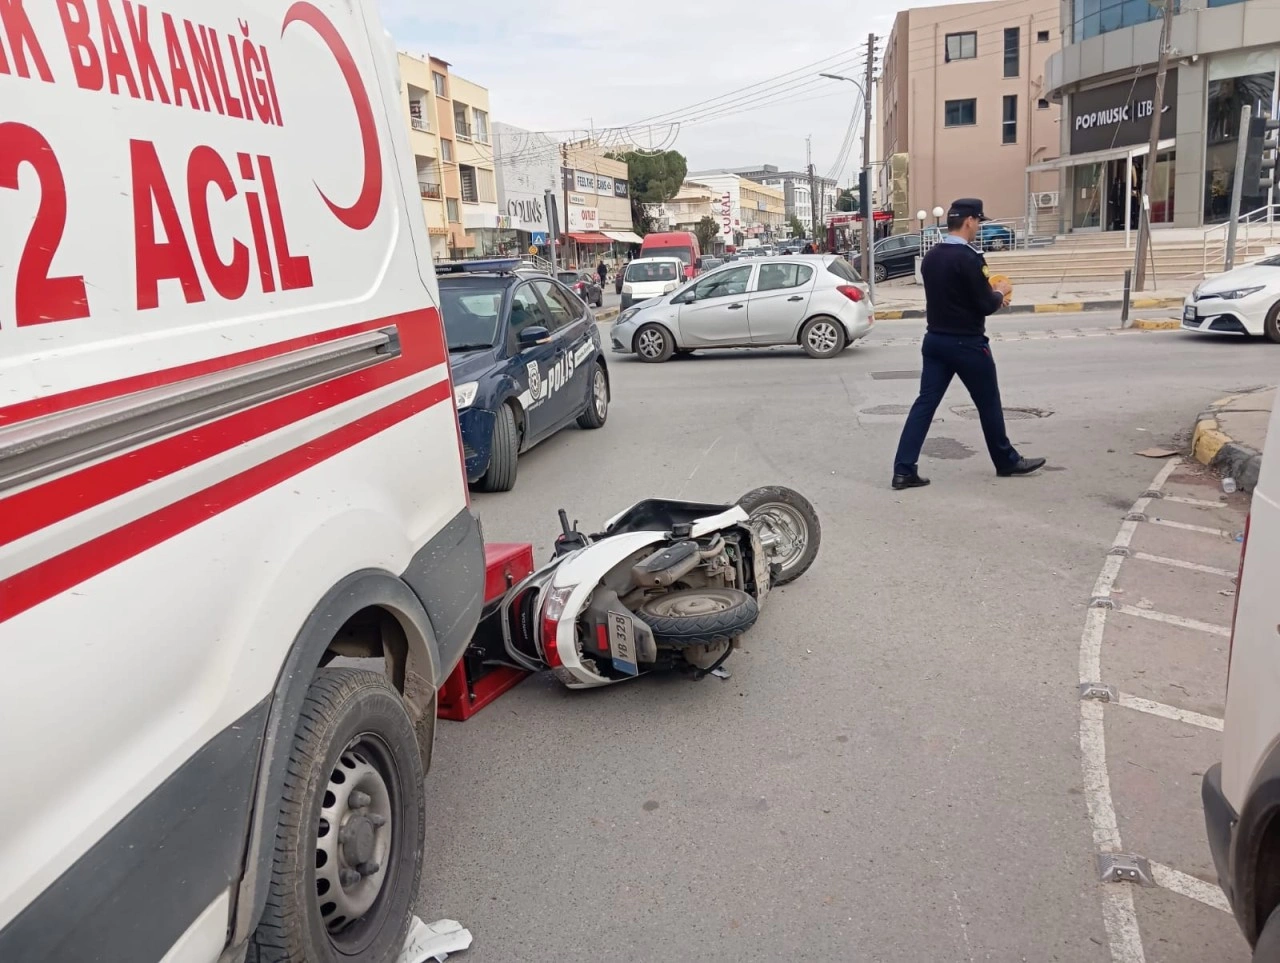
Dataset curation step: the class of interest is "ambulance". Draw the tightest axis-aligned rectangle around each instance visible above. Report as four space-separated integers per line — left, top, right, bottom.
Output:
0 2 483 960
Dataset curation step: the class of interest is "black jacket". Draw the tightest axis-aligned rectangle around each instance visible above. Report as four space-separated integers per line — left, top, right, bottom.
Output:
920 240 1005 337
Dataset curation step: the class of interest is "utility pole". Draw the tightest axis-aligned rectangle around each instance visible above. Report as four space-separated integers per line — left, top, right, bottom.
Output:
861 32 876 288
807 135 818 242
1132 0 1174 292
561 142 572 268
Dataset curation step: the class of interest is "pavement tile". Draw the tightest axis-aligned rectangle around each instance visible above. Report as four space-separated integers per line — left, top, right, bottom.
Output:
1112 555 1236 629
1105 705 1224 882
1132 884 1250 962
1102 610 1230 718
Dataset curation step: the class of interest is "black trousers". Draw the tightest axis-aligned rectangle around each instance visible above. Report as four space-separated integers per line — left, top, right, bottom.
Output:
893 332 1020 476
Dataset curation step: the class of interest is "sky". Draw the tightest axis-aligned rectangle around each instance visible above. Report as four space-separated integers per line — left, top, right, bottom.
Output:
376 0 931 186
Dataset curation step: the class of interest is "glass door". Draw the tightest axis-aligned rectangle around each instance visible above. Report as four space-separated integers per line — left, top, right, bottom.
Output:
1071 163 1102 229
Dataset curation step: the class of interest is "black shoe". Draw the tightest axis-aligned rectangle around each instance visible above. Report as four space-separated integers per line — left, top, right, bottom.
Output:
998 456 1047 477
892 473 931 490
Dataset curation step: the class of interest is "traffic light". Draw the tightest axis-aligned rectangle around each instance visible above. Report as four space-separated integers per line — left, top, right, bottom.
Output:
1244 115 1280 193
858 169 869 217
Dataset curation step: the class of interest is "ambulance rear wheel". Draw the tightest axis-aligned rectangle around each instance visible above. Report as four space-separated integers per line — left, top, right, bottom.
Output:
248 668 424 963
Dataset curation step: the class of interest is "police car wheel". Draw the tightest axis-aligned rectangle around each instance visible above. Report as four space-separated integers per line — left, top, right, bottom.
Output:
635 324 674 363
800 317 846 359
477 404 519 492
576 364 609 429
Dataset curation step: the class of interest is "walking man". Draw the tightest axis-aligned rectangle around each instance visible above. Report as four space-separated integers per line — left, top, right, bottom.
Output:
596 259 608 289
891 198 1045 490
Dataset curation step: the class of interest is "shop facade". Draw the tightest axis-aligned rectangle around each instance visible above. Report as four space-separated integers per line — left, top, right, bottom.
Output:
1043 0 1280 231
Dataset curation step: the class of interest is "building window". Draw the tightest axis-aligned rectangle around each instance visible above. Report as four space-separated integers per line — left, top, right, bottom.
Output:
473 109 489 144
944 98 977 127
1038 97 1050 109
432 71 447 97
446 198 460 222
1003 27 1020 78
477 167 496 203
1002 95 1018 144
944 32 977 62
459 164 478 203
1036 29 1050 42
441 139 453 162
407 86 429 131
1071 0 1162 43
453 104 471 140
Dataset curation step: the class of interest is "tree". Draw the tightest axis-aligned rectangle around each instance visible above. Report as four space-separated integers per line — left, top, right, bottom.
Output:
788 215 807 239
607 149 688 235
836 188 857 213
694 215 720 251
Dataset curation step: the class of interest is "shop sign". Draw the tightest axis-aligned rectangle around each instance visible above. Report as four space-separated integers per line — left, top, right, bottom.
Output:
568 192 588 206
567 206 599 231
614 179 629 198
1070 70 1178 154
719 192 732 237
507 197 544 226
573 170 617 195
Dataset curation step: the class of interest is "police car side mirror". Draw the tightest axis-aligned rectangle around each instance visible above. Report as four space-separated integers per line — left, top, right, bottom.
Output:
518 325 552 347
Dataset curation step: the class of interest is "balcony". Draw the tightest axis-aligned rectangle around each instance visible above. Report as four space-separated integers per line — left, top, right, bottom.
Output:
410 116 428 132
454 120 473 141
419 181 442 200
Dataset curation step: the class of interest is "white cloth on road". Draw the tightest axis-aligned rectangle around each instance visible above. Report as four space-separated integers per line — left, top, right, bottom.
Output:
396 917 473 963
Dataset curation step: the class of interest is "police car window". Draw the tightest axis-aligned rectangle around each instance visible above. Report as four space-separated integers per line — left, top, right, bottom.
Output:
438 277 505 350
508 283 550 344
533 279 580 328
693 265 751 300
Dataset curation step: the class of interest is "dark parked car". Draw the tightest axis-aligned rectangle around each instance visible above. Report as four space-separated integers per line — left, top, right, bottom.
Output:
977 222 1016 251
871 233 923 283
556 270 603 307
698 256 725 271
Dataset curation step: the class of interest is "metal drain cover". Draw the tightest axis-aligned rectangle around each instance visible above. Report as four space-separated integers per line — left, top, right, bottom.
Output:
869 370 922 380
950 405 1054 420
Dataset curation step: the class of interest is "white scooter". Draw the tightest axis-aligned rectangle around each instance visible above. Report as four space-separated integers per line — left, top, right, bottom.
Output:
499 487 820 688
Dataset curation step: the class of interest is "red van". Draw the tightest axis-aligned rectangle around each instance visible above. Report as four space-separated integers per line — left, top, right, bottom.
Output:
639 231 702 279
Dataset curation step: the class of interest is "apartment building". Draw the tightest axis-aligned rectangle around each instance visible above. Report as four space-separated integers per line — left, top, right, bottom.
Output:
880 0 1062 227
730 166 838 229
686 171 787 245
398 53 500 257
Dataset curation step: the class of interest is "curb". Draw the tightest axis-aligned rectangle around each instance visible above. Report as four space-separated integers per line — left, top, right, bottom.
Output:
1191 392 1269 491
595 307 619 323
874 295 1183 321
1132 318 1181 331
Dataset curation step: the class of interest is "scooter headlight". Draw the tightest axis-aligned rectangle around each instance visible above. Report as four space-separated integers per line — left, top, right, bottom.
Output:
539 585 576 667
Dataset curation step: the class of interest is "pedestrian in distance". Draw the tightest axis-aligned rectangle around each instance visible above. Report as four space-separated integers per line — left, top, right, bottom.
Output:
802 241 815 254
596 259 608 288
891 198 1046 490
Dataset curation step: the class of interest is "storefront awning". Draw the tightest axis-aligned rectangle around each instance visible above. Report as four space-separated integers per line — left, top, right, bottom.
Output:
567 232 613 245
601 230 644 245
1026 138 1176 173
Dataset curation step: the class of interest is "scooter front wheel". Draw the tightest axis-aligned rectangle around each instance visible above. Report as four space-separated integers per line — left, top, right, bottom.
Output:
738 486 821 584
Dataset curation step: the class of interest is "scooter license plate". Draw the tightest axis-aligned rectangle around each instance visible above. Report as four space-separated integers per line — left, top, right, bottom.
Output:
608 612 639 676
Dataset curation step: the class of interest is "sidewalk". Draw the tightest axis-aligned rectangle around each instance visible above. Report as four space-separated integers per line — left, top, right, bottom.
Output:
1191 386 1275 491
874 279 1195 319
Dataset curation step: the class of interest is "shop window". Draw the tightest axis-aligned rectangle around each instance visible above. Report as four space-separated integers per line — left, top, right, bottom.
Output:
1004 28 1020 79
944 32 977 62
1204 71 1278 223
944 98 977 127
1002 95 1018 144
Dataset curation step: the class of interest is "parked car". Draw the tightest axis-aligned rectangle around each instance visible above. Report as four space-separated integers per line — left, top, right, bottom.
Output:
698 256 725 271
871 233 923 283
620 257 685 310
1182 255 1280 342
638 230 701 279
441 259 610 491
977 222 1016 251
557 269 603 307
616 266 626 295
1202 397 1280 954
610 255 874 362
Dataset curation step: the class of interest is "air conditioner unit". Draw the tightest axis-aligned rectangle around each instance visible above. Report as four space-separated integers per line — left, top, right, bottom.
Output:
1034 191 1059 208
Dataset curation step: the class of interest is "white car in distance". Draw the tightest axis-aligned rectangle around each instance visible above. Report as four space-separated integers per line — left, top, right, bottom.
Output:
1182 254 1280 341
620 257 685 311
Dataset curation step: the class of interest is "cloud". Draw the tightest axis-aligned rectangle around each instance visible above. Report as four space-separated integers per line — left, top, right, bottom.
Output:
376 0 904 180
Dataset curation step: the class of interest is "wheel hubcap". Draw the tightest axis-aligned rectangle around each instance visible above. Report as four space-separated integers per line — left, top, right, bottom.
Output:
645 591 734 618
637 330 664 358
315 742 394 942
593 370 607 417
751 504 808 573
808 322 839 353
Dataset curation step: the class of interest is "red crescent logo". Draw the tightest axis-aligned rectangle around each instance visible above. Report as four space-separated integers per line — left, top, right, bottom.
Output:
281 1 382 231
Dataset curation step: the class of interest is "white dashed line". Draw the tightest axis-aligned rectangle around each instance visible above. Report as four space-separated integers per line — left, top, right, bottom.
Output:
1130 552 1237 579
1147 518 1235 538
1114 693 1225 732
1113 605 1231 638
1149 862 1232 914
1160 495 1229 509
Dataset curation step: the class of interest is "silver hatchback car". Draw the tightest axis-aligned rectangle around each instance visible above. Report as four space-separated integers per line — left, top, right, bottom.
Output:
609 254 874 362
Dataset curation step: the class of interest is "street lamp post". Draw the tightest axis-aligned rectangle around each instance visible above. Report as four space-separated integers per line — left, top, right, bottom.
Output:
932 205 944 228
820 71 874 295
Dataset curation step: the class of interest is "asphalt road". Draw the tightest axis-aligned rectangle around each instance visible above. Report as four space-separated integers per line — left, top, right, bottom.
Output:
418 318 1273 961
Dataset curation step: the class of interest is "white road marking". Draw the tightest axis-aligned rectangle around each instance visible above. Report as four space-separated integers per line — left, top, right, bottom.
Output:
1160 495 1227 509
1114 605 1231 638
1147 517 1235 538
1150 862 1232 914
1114 693 1225 731
676 435 721 496
1130 552 1237 579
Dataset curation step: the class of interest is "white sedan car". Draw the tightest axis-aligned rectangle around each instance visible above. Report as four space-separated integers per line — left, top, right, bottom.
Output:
609 255 874 362
1182 255 1280 341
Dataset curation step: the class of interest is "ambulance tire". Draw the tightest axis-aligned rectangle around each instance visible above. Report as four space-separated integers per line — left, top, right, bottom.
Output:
248 669 424 963
478 403 519 492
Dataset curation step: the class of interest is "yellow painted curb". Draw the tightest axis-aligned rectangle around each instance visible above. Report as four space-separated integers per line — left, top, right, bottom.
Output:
1131 297 1183 309
1132 318 1181 330
1192 418 1231 465
1033 302 1085 313
878 310 905 319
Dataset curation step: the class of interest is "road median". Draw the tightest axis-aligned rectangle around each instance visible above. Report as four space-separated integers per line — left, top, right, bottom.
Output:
875 295 1184 321
1191 387 1274 491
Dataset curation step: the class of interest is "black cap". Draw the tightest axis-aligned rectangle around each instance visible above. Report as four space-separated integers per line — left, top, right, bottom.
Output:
947 198 990 221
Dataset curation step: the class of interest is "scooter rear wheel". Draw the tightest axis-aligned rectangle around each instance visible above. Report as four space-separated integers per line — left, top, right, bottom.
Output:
636 588 758 646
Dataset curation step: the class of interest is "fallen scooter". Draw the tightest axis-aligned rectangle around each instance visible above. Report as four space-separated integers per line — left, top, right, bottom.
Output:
499 487 820 688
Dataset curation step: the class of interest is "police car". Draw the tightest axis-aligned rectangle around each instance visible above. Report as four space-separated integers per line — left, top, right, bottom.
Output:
440 259 610 491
